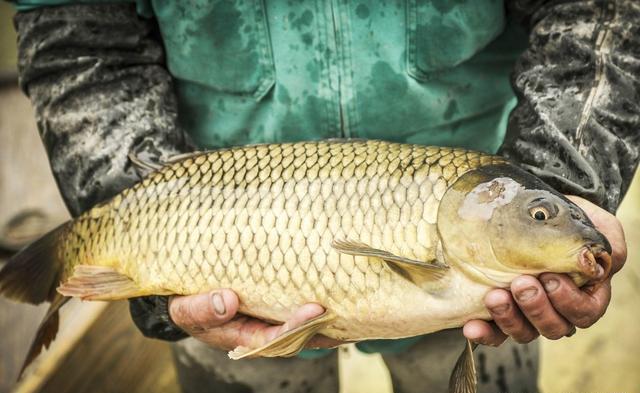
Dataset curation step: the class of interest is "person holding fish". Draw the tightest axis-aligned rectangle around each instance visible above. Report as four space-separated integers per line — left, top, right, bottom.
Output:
3 1 637 392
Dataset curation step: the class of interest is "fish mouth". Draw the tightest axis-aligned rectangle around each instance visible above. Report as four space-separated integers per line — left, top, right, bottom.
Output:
577 245 612 284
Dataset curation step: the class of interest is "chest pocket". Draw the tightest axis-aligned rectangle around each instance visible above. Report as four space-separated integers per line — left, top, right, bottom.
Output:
155 0 275 99
406 0 506 81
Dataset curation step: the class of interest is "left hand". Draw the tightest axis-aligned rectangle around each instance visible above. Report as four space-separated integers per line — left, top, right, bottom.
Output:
463 195 627 346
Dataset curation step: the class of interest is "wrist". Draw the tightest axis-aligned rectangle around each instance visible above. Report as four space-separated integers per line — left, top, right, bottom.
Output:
129 296 189 341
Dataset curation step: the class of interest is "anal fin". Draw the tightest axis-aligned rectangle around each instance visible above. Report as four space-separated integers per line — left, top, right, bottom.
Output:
448 338 478 393
57 265 152 300
18 294 69 379
228 311 336 360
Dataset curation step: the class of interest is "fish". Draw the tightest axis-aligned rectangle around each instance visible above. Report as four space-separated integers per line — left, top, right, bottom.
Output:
0 140 612 392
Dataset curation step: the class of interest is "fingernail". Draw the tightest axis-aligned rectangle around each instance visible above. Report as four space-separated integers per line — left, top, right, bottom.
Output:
516 287 538 302
489 304 509 315
543 279 559 292
212 292 226 315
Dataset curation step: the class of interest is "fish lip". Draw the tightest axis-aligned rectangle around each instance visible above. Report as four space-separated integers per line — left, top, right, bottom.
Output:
578 245 612 284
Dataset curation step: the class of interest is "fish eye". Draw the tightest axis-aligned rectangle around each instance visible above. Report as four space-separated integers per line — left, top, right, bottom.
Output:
527 197 559 221
529 206 550 221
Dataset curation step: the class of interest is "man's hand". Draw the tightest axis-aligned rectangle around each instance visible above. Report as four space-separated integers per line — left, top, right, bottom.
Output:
463 195 627 346
168 289 341 352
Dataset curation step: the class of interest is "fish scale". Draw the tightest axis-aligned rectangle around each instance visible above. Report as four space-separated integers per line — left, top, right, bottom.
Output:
55 140 503 338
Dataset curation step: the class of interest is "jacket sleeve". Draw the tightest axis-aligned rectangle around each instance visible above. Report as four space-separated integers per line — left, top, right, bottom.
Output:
15 3 189 341
500 0 640 213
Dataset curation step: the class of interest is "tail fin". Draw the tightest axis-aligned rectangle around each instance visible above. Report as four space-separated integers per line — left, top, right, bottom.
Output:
0 222 68 304
0 222 71 378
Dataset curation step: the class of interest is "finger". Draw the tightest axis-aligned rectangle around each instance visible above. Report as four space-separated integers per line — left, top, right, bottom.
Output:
463 320 508 346
511 276 574 340
258 304 344 349
169 289 239 331
208 303 328 351
484 288 539 343
193 303 331 351
195 316 270 351
540 273 611 328
260 303 326 343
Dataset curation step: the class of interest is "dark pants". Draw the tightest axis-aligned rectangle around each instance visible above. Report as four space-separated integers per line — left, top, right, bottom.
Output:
172 329 538 393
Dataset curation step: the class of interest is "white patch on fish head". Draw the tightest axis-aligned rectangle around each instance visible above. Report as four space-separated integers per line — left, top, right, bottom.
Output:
457 177 522 221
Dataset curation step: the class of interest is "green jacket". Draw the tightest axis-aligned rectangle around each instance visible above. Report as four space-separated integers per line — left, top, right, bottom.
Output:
16 0 526 154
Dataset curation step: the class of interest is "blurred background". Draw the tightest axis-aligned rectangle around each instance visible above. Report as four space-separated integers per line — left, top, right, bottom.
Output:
1 3 639 393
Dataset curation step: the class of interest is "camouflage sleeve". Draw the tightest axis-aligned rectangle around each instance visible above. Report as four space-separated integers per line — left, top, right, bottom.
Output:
15 4 189 341
499 0 640 213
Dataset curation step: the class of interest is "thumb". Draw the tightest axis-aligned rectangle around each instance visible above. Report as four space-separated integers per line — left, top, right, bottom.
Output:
169 289 239 331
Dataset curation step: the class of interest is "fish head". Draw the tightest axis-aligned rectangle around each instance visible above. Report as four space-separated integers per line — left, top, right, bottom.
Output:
438 164 612 287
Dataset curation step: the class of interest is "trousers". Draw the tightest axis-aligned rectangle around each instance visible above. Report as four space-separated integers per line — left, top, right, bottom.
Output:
172 329 538 393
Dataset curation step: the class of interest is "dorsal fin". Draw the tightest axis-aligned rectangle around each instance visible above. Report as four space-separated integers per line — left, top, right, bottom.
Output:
128 151 206 177
163 151 206 164
127 152 164 176
331 239 448 282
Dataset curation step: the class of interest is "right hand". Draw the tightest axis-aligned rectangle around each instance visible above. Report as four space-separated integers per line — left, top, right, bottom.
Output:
168 289 342 352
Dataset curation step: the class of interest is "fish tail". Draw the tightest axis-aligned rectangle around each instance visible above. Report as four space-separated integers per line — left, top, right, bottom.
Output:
0 222 70 304
0 222 72 378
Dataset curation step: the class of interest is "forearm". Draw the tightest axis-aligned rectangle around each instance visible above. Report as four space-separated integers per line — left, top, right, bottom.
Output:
15 3 190 340
15 3 191 215
500 0 640 213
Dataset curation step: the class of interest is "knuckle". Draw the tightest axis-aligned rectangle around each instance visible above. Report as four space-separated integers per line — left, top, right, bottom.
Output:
187 299 206 325
542 327 568 340
613 248 627 267
495 317 516 331
513 332 537 344
573 315 595 329
482 339 500 347
488 335 507 347
525 307 546 321
171 301 190 326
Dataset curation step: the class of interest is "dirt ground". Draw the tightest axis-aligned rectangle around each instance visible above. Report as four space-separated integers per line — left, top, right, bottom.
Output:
1 4 638 392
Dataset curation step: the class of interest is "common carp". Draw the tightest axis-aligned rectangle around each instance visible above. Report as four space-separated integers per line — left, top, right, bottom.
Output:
0 140 612 392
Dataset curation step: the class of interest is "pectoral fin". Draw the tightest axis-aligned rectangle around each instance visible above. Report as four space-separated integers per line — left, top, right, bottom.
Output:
448 339 478 393
228 311 336 360
332 239 448 282
57 265 163 300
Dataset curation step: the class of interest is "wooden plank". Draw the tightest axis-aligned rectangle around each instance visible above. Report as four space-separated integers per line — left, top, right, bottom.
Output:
36 301 180 393
11 301 109 393
0 295 47 392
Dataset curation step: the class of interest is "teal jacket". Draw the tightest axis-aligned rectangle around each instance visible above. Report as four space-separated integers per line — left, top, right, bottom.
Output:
16 0 526 155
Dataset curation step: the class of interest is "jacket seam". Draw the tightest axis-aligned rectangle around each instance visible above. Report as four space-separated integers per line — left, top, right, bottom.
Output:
575 0 616 154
